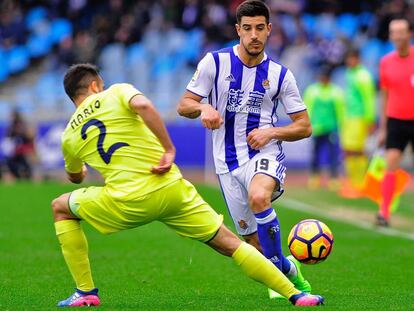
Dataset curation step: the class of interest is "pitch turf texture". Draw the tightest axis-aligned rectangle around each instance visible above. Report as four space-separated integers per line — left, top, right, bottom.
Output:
1 182 414 310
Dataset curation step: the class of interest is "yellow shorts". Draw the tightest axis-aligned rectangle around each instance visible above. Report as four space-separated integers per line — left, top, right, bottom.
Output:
69 178 223 242
341 118 369 152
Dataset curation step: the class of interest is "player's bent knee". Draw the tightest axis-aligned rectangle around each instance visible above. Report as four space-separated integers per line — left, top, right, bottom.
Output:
248 191 270 212
51 193 74 221
207 225 242 257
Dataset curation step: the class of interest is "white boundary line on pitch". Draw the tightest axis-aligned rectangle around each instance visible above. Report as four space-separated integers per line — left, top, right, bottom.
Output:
280 197 414 242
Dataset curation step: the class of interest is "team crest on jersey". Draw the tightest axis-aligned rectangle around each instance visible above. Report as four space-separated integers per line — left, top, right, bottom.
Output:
238 220 248 230
262 79 270 90
191 69 200 82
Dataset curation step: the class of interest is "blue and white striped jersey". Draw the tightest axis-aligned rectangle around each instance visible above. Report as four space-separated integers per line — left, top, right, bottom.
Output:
187 45 306 174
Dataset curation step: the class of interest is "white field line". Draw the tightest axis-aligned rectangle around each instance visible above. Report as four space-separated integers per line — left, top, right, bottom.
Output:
280 198 414 242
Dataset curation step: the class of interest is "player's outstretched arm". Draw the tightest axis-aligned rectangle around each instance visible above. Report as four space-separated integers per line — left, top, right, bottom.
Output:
129 94 176 174
177 91 223 129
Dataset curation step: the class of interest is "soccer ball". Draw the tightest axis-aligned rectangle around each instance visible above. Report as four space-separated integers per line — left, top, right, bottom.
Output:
287 219 334 264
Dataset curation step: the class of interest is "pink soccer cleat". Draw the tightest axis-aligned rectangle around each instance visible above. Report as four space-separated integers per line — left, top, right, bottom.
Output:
290 292 324 306
57 288 100 307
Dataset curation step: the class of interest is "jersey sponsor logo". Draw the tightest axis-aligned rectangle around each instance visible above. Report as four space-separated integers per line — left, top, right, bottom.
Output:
238 219 249 229
226 89 265 114
226 88 244 112
247 91 265 114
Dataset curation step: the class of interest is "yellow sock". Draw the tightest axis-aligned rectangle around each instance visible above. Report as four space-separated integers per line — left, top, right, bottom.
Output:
354 156 368 188
344 157 358 188
232 242 300 299
55 220 95 291
345 156 368 189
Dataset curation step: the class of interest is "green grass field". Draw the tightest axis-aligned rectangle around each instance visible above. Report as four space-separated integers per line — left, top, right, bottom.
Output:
1 182 413 310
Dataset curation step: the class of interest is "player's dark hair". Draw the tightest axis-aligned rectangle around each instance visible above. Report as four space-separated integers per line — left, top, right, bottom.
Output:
346 48 360 59
63 63 100 101
318 64 333 79
236 0 270 24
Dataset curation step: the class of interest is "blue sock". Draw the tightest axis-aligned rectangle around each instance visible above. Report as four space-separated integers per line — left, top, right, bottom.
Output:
255 207 291 274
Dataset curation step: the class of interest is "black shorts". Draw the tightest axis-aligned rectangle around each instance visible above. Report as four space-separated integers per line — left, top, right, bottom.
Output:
386 117 414 151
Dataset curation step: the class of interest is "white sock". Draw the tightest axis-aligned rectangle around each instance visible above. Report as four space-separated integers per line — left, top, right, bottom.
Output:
286 258 298 279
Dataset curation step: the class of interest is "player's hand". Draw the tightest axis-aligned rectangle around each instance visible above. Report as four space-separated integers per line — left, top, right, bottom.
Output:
377 127 386 147
247 128 273 150
200 105 223 130
151 150 175 174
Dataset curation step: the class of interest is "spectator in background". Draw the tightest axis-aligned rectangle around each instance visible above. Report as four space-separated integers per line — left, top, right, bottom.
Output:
0 0 26 48
6 110 35 180
377 18 414 227
304 66 344 190
340 48 376 198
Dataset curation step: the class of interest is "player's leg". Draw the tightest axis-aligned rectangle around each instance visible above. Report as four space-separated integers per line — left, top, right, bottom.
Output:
308 135 322 189
217 172 258 240
160 179 323 306
379 118 408 225
51 192 99 307
379 148 403 225
206 224 324 306
341 119 368 196
327 132 340 191
248 173 290 273
242 232 262 252
245 159 311 294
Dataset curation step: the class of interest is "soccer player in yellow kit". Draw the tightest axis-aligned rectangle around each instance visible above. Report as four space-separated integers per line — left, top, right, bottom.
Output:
52 63 324 307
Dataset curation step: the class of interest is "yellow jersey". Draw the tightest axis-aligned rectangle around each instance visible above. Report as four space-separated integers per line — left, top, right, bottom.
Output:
61 83 182 200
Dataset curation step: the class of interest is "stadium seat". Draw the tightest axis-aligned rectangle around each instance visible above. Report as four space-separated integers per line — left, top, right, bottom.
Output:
314 14 336 40
0 49 10 82
280 14 298 42
301 14 316 36
27 34 52 57
359 12 375 28
50 19 73 44
25 6 48 30
7 46 30 74
361 38 382 78
336 14 359 38
126 43 150 93
99 44 127 85
0 101 11 122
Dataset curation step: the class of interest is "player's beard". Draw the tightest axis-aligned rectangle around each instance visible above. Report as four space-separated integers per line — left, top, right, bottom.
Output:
242 41 265 57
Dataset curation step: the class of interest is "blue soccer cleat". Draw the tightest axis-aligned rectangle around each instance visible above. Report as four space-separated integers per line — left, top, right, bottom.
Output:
57 288 100 307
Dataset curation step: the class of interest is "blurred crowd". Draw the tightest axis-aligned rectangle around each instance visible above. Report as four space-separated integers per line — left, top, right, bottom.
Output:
1 0 414 73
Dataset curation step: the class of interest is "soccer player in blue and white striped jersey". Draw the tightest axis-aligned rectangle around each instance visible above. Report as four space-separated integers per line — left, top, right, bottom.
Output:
178 0 314 298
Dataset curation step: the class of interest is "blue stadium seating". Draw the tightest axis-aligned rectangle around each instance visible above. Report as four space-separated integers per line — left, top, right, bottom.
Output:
7 46 30 73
